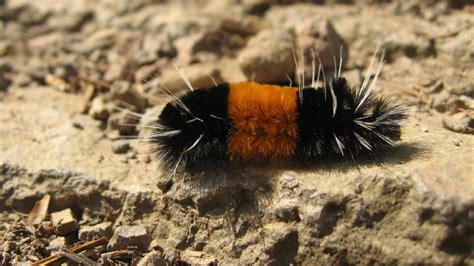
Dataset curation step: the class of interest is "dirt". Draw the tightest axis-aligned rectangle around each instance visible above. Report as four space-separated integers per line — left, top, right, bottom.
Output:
0 0 473 265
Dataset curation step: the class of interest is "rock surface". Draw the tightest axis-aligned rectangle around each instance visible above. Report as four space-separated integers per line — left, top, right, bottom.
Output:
0 0 473 264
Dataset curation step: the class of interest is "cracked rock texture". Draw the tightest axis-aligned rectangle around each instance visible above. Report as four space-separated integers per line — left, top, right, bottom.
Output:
0 0 473 264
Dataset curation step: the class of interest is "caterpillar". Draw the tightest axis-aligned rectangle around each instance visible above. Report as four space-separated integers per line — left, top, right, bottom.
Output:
146 49 407 174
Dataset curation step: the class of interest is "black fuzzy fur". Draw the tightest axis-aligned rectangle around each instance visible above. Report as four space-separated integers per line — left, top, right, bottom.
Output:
150 83 231 171
296 77 406 161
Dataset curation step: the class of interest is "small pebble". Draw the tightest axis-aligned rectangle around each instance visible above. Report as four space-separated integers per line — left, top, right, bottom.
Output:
137 251 166 266
453 139 461 146
139 154 151 164
72 121 84 130
107 225 151 252
126 150 137 159
48 237 66 251
442 112 474 134
50 209 79 235
112 141 130 154
78 222 113 241
273 199 299 222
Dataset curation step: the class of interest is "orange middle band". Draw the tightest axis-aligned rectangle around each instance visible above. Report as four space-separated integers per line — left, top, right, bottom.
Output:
228 82 298 161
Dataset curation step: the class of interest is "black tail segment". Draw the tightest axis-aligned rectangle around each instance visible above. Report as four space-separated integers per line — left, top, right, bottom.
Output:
295 77 407 161
354 95 407 150
149 83 231 171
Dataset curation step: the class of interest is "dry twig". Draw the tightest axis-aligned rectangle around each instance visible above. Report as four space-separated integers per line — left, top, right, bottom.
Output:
32 236 108 265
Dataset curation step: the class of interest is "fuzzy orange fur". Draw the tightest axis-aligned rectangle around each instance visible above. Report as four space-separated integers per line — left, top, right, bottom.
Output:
228 82 298 161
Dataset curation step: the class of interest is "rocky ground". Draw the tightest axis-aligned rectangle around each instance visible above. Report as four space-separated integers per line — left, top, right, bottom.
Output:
0 0 473 265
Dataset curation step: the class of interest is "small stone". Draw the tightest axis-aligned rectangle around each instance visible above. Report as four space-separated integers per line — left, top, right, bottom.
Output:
23 57 49 81
154 63 224 94
126 150 137 159
107 225 151 252
48 10 93 32
0 59 12 73
180 250 217 266
266 6 348 72
112 141 130 154
88 96 110 121
162 249 181 264
137 251 166 266
103 58 129 82
0 40 12 56
28 31 65 51
238 29 295 83
173 18 249 65
140 154 151 164
106 130 121 140
16 4 49 26
148 239 162 251
134 60 166 84
108 81 148 113
37 224 55 237
72 121 84 130
67 28 116 54
430 90 451 112
27 255 40 262
442 112 474 134
48 237 66 252
294 18 348 75
242 0 271 15
107 110 137 135
141 33 177 62
407 228 428 241
13 72 33 87
0 77 12 92
453 139 461 147
50 209 79 235
0 61 12 91
448 96 474 114
53 64 78 81
274 199 299 222
45 74 69 92
301 205 324 226
78 222 113 241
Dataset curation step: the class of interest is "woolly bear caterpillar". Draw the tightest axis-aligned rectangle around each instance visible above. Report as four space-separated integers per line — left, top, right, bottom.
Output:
144 47 407 174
